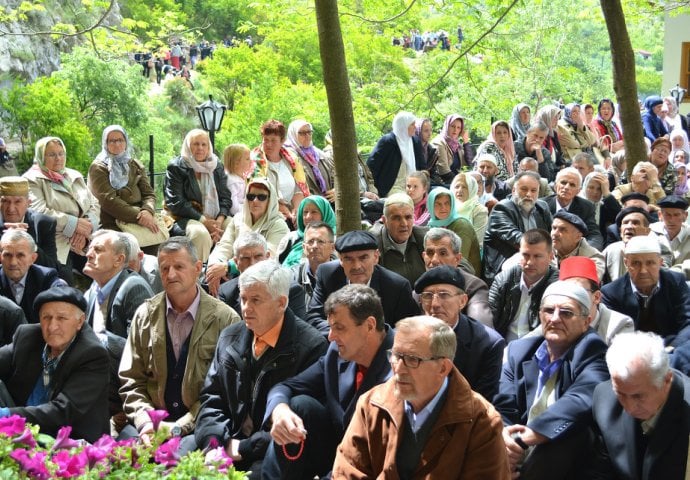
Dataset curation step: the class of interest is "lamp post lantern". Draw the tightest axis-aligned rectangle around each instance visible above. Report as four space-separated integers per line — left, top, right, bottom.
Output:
196 95 227 153
670 83 687 106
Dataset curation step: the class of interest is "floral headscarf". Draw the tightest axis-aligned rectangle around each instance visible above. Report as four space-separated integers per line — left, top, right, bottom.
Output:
563 103 580 128
95 124 132 190
487 120 516 176
285 119 328 195
181 128 220 219
441 114 464 154
534 105 562 135
33 136 73 193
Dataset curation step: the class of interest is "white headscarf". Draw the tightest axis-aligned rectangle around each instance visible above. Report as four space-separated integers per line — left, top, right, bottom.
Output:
392 111 417 173
95 125 132 190
180 128 220 219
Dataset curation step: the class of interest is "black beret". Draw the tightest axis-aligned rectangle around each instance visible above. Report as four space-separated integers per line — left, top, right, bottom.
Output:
414 265 466 293
335 230 378 253
615 206 651 231
620 192 650 205
553 210 588 236
34 286 87 319
657 195 689 210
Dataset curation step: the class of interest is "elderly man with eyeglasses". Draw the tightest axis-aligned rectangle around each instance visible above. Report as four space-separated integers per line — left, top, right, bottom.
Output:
332 315 510 479
493 280 609 480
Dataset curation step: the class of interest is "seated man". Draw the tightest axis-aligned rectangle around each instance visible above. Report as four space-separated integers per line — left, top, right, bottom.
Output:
121 232 163 294
505 157 554 198
307 230 420 332
514 123 556 182
423 227 492 327
369 193 427 285
195 260 327 478
483 171 553 284
262 284 393 479
651 195 690 266
476 153 511 202
119 237 240 448
0 295 24 347
602 235 690 350
0 229 66 323
605 192 656 246
291 221 336 307
494 281 609 480
333 315 510 479
587 332 690 479
544 167 603 250
489 229 559 340
550 210 605 280
0 286 109 442
415 265 504 399
218 231 306 318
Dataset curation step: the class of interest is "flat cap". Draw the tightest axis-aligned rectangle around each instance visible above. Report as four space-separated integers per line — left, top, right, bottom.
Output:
414 265 465 293
542 280 591 314
34 286 87 319
657 195 689 210
615 206 651 231
559 256 599 286
553 210 588 235
0 176 29 197
335 230 378 253
620 192 650 205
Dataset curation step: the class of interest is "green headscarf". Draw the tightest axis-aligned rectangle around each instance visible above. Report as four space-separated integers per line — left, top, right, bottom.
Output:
283 195 336 267
427 186 462 228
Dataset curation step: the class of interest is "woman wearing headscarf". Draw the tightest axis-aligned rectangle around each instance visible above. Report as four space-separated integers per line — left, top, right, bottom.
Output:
88 125 158 236
164 128 232 263
476 120 516 180
277 195 336 267
556 103 599 164
429 114 475 185
674 162 690 199
641 95 668 143
592 98 624 153
451 172 488 249
534 104 565 169
205 178 289 295
426 186 481 274
663 96 690 135
284 119 335 201
23 137 100 264
580 171 621 239
414 117 437 172
509 103 531 142
367 111 425 197
669 129 690 163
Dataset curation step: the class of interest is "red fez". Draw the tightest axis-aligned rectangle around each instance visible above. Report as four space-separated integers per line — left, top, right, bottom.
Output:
559 256 599 286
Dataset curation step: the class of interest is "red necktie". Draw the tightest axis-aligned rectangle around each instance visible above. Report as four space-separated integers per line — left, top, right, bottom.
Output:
355 365 368 391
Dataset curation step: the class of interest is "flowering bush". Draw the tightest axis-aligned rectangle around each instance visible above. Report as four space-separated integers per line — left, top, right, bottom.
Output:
0 411 248 479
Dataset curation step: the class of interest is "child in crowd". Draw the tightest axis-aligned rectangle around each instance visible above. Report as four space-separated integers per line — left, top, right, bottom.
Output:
223 143 252 216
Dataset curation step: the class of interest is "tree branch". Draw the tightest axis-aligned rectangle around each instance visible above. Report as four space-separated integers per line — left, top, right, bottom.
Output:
340 0 417 24
0 0 116 37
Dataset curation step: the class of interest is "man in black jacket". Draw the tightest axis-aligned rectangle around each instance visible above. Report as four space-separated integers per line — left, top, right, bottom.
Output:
195 260 327 479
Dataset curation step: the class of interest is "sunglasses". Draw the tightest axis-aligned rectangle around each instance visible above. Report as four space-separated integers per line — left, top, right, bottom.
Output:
246 193 269 202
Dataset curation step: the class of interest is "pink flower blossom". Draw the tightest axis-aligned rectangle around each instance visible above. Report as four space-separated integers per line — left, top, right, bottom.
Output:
154 436 181 467
53 450 88 478
204 445 234 473
85 435 116 469
146 409 169 432
10 449 50 480
52 426 82 450
11 427 37 448
0 414 26 437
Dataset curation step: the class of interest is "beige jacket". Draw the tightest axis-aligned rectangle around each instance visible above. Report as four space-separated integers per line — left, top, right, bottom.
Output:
118 289 240 434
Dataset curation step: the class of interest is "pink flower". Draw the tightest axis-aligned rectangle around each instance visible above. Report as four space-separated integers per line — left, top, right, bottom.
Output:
52 426 82 450
146 409 169 432
0 414 26 437
204 445 234 473
11 427 37 448
53 450 88 478
85 435 116 469
10 449 50 480
154 436 181 467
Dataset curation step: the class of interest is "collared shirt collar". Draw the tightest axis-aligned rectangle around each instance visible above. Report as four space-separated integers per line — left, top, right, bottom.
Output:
166 285 201 318
95 271 121 304
520 273 545 293
534 340 564 397
254 314 284 350
404 376 449 433
629 278 660 305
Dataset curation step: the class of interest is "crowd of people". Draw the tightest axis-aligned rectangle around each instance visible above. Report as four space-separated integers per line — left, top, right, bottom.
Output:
0 94 690 479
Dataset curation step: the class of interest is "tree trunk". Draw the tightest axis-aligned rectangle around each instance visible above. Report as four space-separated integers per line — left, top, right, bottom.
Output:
600 0 647 178
314 0 362 234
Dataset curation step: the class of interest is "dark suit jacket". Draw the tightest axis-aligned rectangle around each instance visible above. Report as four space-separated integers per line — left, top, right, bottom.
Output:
493 329 609 440
0 264 63 323
544 195 604 251
0 324 110 442
84 269 154 338
588 371 690 480
306 261 421 333
0 209 59 273
454 314 505 400
598 195 622 241
264 326 394 437
487 179 511 201
366 133 426 198
219 277 306 320
601 269 690 348
0 295 25 347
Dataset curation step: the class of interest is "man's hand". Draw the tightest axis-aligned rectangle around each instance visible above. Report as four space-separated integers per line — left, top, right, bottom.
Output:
227 438 243 462
503 425 527 478
270 403 307 446
205 263 228 297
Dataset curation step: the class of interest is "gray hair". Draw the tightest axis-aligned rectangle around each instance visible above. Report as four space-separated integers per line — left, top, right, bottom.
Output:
556 167 583 188
233 231 268 255
424 227 462 254
527 122 549 135
572 152 595 168
0 229 37 253
158 236 198 262
606 332 670 388
119 232 142 263
518 157 539 172
239 259 290 300
395 315 457 360
92 229 130 261
514 170 541 185
324 284 385 330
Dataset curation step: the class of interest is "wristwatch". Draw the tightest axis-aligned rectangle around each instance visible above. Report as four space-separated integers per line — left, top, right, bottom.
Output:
171 424 182 436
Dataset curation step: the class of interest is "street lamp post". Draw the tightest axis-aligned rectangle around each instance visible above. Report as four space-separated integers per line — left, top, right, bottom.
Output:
196 95 227 153
670 83 687 106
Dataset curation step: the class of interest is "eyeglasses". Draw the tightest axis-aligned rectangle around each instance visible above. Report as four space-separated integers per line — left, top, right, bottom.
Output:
246 193 269 202
298 130 313 136
107 138 126 144
45 152 66 160
386 349 443 369
419 291 460 303
305 239 332 247
540 306 583 321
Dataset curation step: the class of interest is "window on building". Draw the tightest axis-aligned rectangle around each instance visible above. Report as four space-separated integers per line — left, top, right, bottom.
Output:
681 42 690 103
